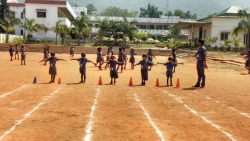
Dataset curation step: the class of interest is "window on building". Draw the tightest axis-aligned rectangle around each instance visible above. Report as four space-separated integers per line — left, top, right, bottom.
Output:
81 12 85 15
221 33 229 40
58 12 62 17
21 30 23 35
21 12 23 19
204 30 206 38
37 12 46 18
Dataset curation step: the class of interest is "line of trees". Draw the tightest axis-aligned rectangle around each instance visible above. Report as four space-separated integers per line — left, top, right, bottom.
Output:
84 3 197 19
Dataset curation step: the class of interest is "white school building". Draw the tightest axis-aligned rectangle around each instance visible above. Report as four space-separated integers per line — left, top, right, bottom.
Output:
173 6 250 48
8 0 87 41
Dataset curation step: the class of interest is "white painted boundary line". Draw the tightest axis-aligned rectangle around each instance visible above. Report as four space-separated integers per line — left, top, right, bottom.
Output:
134 93 166 141
0 85 26 98
166 92 237 141
205 96 250 119
228 107 250 119
83 88 100 141
0 88 61 140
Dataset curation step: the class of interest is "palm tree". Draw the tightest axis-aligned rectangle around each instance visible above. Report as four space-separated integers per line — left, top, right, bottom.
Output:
72 14 89 46
110 20 122 44
139 3 163 18
233 9 250 50
62 26 73 43
97 18 111 46
0 11 22 43
44 27 50 40
50 20 63 45
120 17 137 46
20 18 42 43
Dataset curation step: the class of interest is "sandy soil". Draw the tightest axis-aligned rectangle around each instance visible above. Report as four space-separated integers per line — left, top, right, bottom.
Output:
0 51 249 141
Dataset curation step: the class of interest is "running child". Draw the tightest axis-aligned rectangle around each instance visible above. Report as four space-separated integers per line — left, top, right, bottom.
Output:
70 47 74 58
147 49 156 71
47 44 50 57
71 53 96 83
117 47 125 73
14 44 19 60
134 54 156 86
245 50 250 74
122 47 128 70
39 53 67 83
20 46 28 65
43 47 48 59
104 55 124 84
9 46 14 61
96 47 104 70
129 48 137 70
157 57 177 86
171 48 177 73
110 47 114 55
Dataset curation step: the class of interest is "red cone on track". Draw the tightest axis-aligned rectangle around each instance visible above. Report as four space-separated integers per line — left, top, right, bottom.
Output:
58 78 61 84
98 76 102 85
156 78 159 87
129 77 133 86
176 78 180 88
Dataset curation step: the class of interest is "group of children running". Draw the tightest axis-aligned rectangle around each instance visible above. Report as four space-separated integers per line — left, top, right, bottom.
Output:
37 46 178 86
9 44 29 65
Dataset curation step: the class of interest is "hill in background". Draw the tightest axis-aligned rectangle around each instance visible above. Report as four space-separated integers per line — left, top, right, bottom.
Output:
17 0 250 19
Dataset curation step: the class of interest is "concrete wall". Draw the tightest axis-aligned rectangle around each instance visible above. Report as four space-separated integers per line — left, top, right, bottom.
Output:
0 34 23 43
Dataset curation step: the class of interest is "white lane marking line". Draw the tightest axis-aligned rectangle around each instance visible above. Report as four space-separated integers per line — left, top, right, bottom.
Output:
83 88 100 141
0 85 26 98
205 96 250 119
134 93 166 141
0 88 61 140
228 107 250 119
168 93 236 141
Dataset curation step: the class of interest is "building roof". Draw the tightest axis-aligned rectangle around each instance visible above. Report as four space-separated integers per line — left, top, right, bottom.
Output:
215 6 244 16
173 21 211 29
8 2 25 7
25 0 66 5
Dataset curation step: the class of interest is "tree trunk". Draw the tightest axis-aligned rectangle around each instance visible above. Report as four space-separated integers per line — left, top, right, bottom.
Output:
6 32 8 43
247 33 250 50
124 35 127 46
56 32 58 45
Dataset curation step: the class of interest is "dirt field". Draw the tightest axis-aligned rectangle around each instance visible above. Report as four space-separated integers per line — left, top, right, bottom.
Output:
0 51 250 141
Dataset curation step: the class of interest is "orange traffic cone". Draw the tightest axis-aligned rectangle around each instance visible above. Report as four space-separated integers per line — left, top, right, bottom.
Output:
155 78 159 87
58 78 61 84
98 76 102 85
129 77 133 86
176 78 180 88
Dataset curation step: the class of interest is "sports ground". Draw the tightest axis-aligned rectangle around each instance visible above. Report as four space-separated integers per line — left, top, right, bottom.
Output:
0 52 250 141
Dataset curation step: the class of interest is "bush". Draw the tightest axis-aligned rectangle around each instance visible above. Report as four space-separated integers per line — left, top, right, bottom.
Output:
151 35 157 40
27 34 33 39
11 37 26 44
36 39 41 44
220 46 225 51
160 39 164 42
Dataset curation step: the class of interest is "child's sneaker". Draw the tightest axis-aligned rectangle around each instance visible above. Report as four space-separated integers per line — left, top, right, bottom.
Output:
170 84 173 86
49 81 53 83
79 81 83 83
110 81 113 84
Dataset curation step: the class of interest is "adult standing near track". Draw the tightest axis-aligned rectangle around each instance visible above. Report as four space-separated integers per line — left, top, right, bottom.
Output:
192 40 208 88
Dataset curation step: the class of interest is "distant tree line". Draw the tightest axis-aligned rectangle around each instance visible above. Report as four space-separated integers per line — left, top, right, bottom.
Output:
85 3 197 19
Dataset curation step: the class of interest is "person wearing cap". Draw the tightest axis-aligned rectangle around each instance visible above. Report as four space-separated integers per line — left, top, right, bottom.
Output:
192 40 208 88
38 53 67 83
104 55 124 84
71 53 96 83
